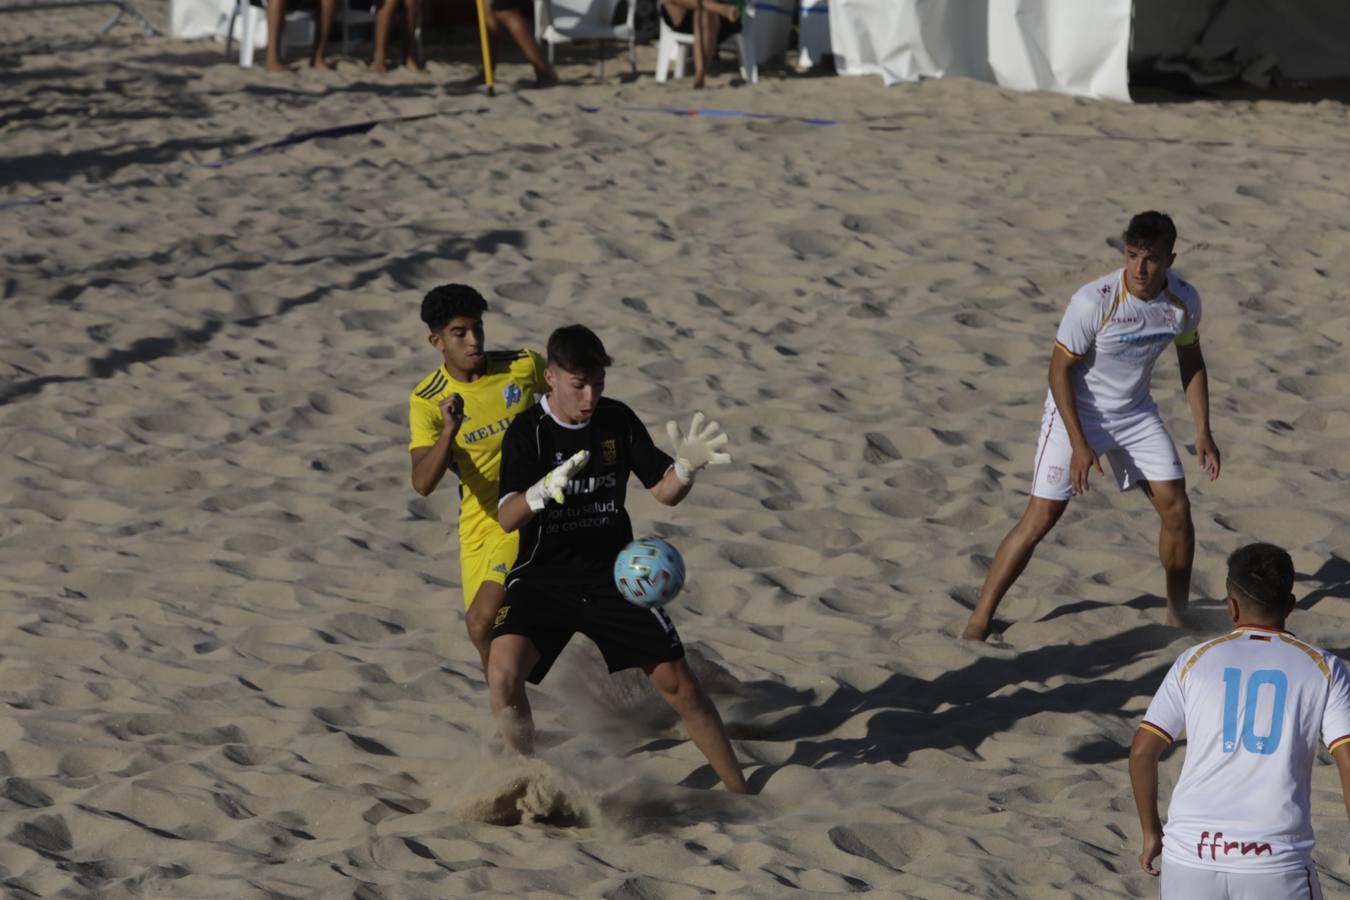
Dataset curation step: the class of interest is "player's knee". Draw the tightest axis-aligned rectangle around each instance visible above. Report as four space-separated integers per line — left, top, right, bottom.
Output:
487 656 524 697
465 604 493 641
656 668 704 712
1020 505 1062 542
1156 491 1192 528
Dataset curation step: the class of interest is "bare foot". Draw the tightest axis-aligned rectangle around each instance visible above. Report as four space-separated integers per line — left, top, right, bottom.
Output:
959 618 991 641
403 56 426 74
370 60 389 74
533 66 558 88
311 56 331 71
693 75 706 89
265 58 287 73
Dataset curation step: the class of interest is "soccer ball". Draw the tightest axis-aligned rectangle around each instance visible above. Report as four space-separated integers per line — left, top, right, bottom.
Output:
614 537 686 608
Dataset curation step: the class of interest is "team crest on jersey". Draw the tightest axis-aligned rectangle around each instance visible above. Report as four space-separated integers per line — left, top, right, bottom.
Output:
601 439 617 464
504 383 522 407
493 563 507 574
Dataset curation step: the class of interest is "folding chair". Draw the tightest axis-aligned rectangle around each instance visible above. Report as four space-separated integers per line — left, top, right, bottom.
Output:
533 0 636 79
654 2 757 84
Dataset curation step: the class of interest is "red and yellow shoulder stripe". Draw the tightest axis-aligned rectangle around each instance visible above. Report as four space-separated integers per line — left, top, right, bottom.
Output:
1139 721 1173 744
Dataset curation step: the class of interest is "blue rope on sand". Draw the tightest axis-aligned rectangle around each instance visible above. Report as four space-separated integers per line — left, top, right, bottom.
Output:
577 104 836 127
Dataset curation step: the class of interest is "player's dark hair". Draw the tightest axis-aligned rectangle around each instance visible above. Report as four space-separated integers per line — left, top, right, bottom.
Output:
421 284 487 332
547 324 612 374
1122 211 1177 254
1227 542 1294 616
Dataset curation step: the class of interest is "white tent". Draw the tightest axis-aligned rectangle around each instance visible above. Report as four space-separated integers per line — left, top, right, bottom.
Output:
825 0 1350 102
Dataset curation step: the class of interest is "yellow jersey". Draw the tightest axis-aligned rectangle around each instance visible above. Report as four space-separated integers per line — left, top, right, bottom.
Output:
408 349 548 533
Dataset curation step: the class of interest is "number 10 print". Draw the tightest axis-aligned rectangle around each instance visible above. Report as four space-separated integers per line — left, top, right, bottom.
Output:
1221 668 1287 755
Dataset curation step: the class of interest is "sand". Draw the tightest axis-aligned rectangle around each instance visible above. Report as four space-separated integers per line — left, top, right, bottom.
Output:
3 6 1350 897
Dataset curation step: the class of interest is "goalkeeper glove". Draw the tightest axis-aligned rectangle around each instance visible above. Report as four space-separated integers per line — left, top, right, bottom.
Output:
666 412 732 485
525 449 590 512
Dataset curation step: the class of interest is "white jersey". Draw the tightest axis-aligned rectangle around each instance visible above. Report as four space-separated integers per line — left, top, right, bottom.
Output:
1141 625 1350 874
1048 269 1201 419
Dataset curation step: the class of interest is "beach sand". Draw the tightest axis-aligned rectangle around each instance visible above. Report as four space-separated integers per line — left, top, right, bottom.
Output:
3 7 1350 897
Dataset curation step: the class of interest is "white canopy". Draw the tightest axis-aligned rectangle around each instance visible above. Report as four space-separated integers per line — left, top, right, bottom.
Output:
826 0 1350 101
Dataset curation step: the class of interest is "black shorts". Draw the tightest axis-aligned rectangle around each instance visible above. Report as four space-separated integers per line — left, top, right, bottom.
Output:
490 0 527 12
660 4 742 43
494 574 684 684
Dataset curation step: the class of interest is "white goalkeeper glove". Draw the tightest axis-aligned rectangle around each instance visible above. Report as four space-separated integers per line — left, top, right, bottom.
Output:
525 449 590 512
666 412 732 485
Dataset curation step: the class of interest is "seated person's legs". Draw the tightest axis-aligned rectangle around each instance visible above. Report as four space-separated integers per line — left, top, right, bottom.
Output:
263 0 336 71
659 0 741 87
489 0 556 84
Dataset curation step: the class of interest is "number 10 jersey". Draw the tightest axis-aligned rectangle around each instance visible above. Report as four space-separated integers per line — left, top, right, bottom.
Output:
1142 625 1350 873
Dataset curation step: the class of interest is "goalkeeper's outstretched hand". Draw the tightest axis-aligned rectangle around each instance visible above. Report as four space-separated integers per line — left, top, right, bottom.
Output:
525 449 590 511
666 412 732 485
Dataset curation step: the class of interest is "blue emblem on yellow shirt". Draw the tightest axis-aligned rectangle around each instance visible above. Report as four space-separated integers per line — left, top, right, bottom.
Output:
504 383 522 407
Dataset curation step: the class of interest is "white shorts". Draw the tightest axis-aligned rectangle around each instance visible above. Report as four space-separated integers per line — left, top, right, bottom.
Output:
1030 402 1184 501
1160 860 1322 900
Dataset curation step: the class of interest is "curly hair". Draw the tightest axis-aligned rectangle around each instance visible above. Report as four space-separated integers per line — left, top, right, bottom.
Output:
421 284 487 332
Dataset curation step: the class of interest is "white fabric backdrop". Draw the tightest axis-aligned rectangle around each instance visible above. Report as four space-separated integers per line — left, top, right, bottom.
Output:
829 0 1131 102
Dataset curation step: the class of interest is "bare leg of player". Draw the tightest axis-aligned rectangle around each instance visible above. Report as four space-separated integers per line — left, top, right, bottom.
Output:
487 634 540 755
1140 479 1193 627
962 496 1069 640
465 581 507 673
646 658 750 793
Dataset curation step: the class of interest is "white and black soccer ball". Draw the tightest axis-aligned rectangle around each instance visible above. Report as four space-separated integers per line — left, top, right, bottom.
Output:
613 537 686 609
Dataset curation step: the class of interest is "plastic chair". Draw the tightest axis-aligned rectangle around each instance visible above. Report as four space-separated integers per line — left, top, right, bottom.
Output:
654 2 757 84
533 0 636 79
225 0 284 67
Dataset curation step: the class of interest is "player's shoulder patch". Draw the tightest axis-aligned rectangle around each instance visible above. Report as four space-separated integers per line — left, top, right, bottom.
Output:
1075 271 1120 308
412 367 449 401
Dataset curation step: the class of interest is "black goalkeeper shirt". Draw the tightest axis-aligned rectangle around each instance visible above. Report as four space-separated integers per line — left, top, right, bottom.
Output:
499 396 673 580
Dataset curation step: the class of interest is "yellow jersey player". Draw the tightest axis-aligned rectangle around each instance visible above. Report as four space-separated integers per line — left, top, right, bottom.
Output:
408 284 548 671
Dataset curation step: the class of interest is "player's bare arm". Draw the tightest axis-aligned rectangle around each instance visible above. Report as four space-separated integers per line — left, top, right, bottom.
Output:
1335 743 1350 823
1128 726 1168 876
410 393 464 496
1176 342 1220 481
1048 346 1102 494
